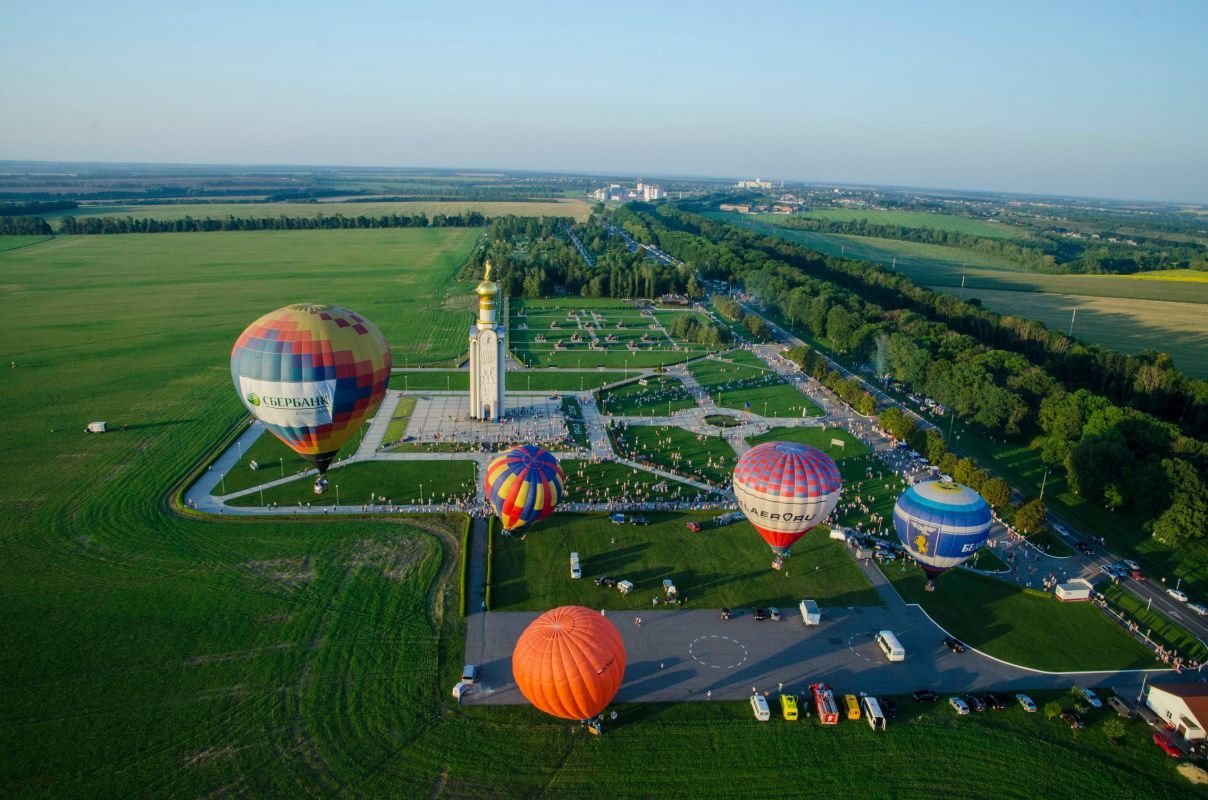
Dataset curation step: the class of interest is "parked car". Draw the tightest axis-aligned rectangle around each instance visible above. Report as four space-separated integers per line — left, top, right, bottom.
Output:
1121 559 1140 571
1107 696 1132 718
1078 687 1103 708
1190 603 1208 617
965 694 987 713
1129 568 1146 581
1100 564 1127 580
1051 523 1070 537
461 664 479 685
719 608 732 621
912 689 939 703
750 694 770 722
1016 694 1037 713
948 697 970 715
1168 588 1189 602
630 516 651 526
880 698 898 719
1075 542 1096 556
1060 711 1084 730
943 636 966 654
752 607 768 621
768 607 781 621
685 521 702 532
1153 731 1182 757
593 576 618 588
988 693 1011 710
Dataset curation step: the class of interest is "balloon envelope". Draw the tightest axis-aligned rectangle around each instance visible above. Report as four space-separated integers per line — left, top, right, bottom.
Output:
231 304 391 473
512 605 626 720
485 445 564 531
893 480 993 578
733 441 842 555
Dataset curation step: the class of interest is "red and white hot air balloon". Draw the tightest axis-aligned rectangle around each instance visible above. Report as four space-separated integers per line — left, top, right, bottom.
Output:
732 441 843 560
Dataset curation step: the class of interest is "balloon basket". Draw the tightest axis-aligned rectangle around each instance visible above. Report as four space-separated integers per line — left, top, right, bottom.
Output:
771 557 784 571
586 719 603 736
924 580 936 592
313 478 329 496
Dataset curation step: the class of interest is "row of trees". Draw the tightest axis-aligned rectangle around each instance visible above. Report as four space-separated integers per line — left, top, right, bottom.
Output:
712 296 770 339
0 216 52 235
667 314 729 347
782 345 877 416
617 204 1207 545
56 212 489 234
0 200 77 217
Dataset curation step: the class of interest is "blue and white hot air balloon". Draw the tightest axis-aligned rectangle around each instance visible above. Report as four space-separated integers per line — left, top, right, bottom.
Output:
893 480 993 591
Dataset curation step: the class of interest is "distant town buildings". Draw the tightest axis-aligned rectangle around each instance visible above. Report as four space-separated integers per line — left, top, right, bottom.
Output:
736 177 773 190
591 180 664 202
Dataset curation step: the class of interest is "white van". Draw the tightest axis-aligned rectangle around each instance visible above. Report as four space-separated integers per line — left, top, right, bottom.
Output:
799 599 821 626
569 552 581 580
862 696 887 731
750 694 770 721
875 630 906 662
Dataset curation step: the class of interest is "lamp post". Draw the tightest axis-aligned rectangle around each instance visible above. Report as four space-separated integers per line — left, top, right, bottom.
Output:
279 457 284 478
420 483 424 505
336 484 340 506
220 474 226 494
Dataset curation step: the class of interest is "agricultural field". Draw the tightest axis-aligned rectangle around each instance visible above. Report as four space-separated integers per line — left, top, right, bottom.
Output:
785 208 1030 240
559 460 712 504
490 513 880 611
226 460 477 507
610 425 738 487
0 234 51 252
44 198 592 224
597 375 695 416
711 213 1208 378
886 565 1158 671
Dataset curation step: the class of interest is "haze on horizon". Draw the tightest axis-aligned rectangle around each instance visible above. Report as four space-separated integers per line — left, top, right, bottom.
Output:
2 0 1205 203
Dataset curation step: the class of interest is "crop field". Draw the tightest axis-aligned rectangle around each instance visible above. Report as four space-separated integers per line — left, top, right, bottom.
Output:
597 375 696 416
0 223 1194 799
786 208 1029 240
0 234 52 252
45 198 592 224
610 425 738 487
491 512 880 610
886 565 1158 671
559 460 712 504
226 459 477 507
709 214 1208 378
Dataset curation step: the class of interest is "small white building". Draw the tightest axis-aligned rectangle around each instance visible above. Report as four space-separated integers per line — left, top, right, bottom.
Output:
1054 578 1093 601
86 421 108 433
1146 683 1208 742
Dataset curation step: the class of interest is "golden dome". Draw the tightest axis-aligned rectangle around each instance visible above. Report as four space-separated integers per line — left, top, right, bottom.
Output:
476 259 498 295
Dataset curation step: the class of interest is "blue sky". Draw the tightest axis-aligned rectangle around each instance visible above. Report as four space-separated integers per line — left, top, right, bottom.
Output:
2 0 1205 201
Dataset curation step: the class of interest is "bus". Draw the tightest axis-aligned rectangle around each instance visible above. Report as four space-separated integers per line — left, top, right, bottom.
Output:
875 630 905 662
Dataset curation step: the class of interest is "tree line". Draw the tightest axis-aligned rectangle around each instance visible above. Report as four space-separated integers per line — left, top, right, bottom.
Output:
55 212 489 234
0 216 53 235
615 203 1207 546
0 200 77 217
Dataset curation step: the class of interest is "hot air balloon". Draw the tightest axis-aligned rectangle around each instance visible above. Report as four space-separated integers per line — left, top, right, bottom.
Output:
485 445 564 532
733 441 842 562
231 304 391 485
893 480 993 591
512 605 626 722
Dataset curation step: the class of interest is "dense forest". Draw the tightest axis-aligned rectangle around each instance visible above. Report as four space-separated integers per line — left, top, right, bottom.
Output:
55 212 489 233
614 203 1207 545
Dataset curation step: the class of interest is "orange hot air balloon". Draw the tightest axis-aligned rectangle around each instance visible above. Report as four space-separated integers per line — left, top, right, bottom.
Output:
512 606 627 720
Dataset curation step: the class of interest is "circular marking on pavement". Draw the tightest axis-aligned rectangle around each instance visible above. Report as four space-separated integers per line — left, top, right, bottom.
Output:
847 631 876 663
689 634 749 670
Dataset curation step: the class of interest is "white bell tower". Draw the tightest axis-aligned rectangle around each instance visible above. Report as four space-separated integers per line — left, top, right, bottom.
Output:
468 260 506 421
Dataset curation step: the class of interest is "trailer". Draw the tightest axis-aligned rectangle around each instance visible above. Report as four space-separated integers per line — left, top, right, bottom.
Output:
713 511 744 527
799 599 821 626
810 683 840 725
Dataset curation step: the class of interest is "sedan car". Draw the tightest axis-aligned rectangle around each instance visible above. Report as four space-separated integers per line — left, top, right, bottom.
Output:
1189 603 1208 617
943 636 966 654
752 607 769 621
1060 711 1084 730
768 607 781 621
988 693 1011 710
1168 588 1189 602
965 694 987 713
1121 559 1140 571
880 698 898 719
1153 731 1182 757
1078 687 1103 709
719 608 732 620
1016 694 1037 713
912 689 939 703
948 697 970 715
1075 542 1096 556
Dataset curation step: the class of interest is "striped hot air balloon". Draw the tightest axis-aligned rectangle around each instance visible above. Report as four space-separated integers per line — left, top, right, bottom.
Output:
893 480 993 591
733 441 843 558
231 304 391 475
512 605 626 721
485 445 564 532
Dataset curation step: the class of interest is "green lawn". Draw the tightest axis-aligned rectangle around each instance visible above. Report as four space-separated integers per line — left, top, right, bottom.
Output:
792 208 1030 240
1100 584 1208 661
886 565 1159 671
0 234 52 252
382 395 417 444
746 426 869 459
389 369 627 392
491 512 880 610
226 459 477 507
598 375 695 416
560 460 713 504
610 425 737 487
713 381 822 418
688 351 774 386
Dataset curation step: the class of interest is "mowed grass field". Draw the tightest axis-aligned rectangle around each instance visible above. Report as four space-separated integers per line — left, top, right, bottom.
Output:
225 459 477 507
46 198 592 224
611 425 738 487
785 208 1029 240
0 228 1198 797
711 213 1208 378
491 512 881 610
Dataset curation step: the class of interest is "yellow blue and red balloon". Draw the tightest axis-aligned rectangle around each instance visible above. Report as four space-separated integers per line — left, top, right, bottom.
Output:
485 445 564 531
231 304 391 474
